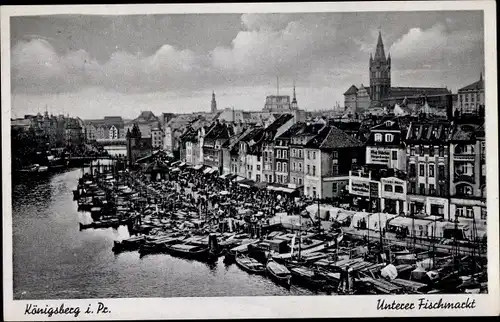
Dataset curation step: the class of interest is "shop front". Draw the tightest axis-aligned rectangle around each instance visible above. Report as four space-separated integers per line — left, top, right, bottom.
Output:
380 177 406 215
449 197 487 231
348 176 381 213
426 197 449 219
407 195 426 216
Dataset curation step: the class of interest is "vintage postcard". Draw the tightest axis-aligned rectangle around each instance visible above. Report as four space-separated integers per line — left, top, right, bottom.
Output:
2 2 499 320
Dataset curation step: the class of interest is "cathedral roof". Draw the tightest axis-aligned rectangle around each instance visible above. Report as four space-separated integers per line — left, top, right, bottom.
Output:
344 85 358 95
374 31 386 60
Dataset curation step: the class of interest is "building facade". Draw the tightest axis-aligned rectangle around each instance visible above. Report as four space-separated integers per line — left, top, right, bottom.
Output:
406 120 451 218
457 73 485 115
365 117 407 171
449 122 486 231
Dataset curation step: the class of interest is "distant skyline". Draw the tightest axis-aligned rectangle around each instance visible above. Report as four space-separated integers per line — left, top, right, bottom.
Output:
11 11 484 119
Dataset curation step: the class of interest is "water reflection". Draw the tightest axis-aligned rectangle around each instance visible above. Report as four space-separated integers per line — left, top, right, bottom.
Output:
12 168 314 299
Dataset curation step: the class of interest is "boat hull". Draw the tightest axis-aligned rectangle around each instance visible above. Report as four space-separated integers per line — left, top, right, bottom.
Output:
266 261 292 288
235 255 266 275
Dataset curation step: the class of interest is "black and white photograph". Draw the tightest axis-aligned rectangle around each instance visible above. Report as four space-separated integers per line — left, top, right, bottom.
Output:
2 2 498 320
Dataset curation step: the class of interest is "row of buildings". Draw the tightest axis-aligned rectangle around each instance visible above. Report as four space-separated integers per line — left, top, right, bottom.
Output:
11 111 86 147
155 108 485 232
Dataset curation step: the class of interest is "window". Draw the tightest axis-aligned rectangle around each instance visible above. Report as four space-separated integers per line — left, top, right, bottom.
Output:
264 174 268 182
419 145 424 156
384 184 393 192
480 208 487 220
419 184 425 195
429 164 435 177
298 178 303 185
439 146 444 157
283 150 287 159
307 165 310 175
456 206 474 218
283 163 288 172
256 165 260 171
410 147 415 156
457 184 473 196
455 162 474 175
419 164 425 176
385 121 394 127
439 183 446 197
332 183 338 195
298 163 302 172
410 164 417 177
429 184 435 195
312 187 317 198
277 150 282 159
256 174 261 182
292 162 296 171
352 158 357 165
374 133 383 142
312 166 316 176
395 185 404 193
410 182 416 194
277 162 282 172
429 146 435 157
438 165 445 178
391 150 397 161
333 151 338 159
307 151 310 159
299 150 303 158
385 134 394 142
480 141 485 155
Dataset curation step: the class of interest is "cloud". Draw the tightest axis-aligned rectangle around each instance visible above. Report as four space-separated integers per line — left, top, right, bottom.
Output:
211 14 340 80
11 38 203 94
389 23 482 63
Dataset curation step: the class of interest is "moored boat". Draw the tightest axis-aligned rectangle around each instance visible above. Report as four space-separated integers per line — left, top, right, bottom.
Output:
165 243 209 260
235 253 266 274
289 265 327 289
266 258 292 288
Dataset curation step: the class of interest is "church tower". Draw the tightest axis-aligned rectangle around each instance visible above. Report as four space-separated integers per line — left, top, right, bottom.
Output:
291 82 299 110
369 31 391 106
211 91 217 113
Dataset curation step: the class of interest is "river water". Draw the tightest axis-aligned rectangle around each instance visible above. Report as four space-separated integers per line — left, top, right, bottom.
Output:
12 168 315 299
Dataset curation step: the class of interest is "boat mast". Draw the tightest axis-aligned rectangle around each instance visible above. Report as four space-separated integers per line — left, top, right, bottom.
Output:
298 210 302 260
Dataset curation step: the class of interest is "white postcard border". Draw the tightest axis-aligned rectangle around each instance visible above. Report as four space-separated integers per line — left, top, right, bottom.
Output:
2 1 499 320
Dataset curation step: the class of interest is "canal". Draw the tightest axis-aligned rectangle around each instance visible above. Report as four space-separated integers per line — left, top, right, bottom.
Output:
12 168 315 299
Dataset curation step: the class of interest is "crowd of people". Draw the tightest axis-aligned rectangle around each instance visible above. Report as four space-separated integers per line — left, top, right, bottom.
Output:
116 161 320 236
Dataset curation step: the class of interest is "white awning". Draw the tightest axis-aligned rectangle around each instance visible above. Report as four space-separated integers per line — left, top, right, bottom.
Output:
193 164 203 170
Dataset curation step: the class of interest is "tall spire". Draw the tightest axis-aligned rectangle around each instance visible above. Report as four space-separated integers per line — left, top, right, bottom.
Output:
291 80 298 110
374 30 386 60
211 90 217 113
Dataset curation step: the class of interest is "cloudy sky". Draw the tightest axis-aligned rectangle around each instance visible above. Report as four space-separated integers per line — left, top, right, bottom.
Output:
11 11 484 119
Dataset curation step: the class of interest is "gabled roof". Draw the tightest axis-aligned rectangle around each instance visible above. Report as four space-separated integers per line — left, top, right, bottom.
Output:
370 117 402 131
319 126 363 149
297 122 325 137
406 121 451 143
304 126 331 149
344 85 358 95
276 122 305 139
459 78 484 91
205 122 233 140
265 114 294 133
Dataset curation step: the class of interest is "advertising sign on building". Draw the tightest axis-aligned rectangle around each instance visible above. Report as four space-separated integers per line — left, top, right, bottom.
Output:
370 182 380 198
349 179 370 197
369 147 391 164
